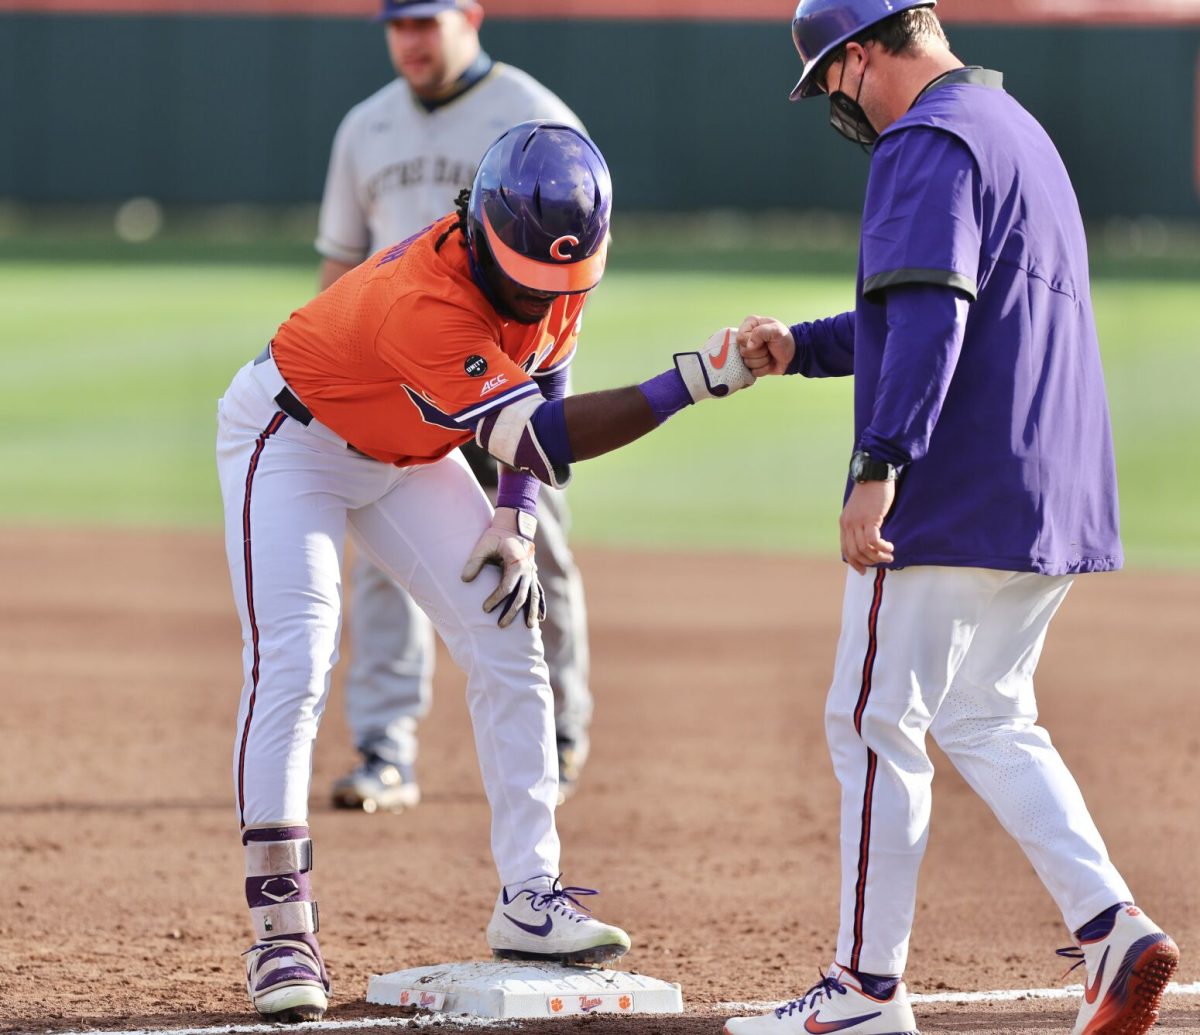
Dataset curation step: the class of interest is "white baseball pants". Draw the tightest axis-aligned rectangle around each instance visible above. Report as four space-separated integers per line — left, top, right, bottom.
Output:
215 355 560 885
827 565 1132 975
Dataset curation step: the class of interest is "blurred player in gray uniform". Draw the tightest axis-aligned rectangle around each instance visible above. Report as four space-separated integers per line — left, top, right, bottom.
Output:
316 0 593 812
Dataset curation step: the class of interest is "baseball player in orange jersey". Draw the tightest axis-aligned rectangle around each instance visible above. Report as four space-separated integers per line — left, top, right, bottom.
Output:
315 0 596 813
215 121 756 1023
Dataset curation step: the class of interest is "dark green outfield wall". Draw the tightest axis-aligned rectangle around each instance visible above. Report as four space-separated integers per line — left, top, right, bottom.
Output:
1 14 1197 218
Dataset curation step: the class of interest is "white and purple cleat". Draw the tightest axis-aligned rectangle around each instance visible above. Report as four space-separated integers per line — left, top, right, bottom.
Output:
243 933 331 1024
1060 905 1179 1035
724 965 921 1035
486 876 630 966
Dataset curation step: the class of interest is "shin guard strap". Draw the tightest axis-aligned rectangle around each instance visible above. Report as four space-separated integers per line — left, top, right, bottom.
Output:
244 838 313 878
251 899 319 939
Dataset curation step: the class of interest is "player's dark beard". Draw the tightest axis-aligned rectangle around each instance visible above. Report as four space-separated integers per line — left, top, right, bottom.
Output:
509 294 554 324
829 61 878 150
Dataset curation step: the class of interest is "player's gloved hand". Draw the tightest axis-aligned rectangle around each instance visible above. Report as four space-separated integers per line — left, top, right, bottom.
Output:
461 507 546 629
673 328 757 403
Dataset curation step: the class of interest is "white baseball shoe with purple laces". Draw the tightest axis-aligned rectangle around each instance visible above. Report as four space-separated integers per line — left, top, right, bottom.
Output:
486 876 630 965
724 965 920 1035
243 934 331 1023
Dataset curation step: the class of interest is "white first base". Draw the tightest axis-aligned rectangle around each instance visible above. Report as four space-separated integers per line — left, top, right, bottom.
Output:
367 960 683 1019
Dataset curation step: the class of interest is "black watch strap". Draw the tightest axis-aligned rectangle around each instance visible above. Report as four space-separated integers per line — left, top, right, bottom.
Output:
850 450 898 483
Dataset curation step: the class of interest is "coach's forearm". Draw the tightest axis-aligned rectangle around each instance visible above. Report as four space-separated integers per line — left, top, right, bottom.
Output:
787 311 856 377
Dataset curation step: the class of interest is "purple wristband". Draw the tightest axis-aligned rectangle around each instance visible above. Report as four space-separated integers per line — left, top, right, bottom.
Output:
637 368 694 425
496 467 541 515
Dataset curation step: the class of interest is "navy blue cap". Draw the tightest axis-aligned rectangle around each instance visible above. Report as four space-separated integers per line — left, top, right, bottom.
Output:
375 0 475 20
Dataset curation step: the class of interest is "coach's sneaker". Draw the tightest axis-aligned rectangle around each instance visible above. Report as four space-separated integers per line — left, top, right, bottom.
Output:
331 752 420 813
243 933 331 1024
487 875 631 965
724 965 920 1035
1059 904 1179 1035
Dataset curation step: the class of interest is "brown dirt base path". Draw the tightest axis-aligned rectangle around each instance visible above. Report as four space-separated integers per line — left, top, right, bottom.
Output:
1 528 1197 1035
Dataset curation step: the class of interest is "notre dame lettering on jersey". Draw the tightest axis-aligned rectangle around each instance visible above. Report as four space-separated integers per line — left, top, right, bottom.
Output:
317 63 582 266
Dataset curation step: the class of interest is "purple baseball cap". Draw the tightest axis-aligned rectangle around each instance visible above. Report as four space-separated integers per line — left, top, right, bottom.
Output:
374 0 477 21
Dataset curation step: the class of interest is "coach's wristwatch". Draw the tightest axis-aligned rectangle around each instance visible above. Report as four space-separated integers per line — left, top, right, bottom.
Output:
849 450 898 483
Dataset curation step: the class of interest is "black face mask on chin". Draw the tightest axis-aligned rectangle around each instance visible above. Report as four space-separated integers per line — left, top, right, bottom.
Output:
828 58 878 150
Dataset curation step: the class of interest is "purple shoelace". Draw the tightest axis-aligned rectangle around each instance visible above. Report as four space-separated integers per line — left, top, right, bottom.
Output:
526 876 599 922
776 971 849 1017
1056 945 1087 978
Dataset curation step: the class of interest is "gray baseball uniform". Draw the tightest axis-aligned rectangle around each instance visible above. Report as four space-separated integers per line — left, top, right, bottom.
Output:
316 56 592 775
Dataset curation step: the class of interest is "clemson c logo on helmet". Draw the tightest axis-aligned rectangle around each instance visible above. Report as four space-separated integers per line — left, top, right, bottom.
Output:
549 235 579 261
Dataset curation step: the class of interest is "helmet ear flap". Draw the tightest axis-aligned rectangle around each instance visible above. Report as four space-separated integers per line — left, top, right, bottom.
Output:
473 228 497 277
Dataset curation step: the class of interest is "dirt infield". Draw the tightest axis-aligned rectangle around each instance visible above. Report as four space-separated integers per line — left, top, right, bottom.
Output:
1 528 1197 1035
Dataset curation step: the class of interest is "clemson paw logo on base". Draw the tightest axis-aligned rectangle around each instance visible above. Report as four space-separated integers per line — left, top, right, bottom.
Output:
550 998 564 1013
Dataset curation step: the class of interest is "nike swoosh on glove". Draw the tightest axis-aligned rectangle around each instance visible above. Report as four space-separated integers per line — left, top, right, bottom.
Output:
673 327 757 402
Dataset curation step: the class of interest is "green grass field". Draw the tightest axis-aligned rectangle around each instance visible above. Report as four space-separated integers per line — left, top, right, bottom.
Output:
2 234 1197 566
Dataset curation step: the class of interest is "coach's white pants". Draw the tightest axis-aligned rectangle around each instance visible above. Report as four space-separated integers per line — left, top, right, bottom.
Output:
215 357 560 885
827 566 1131 976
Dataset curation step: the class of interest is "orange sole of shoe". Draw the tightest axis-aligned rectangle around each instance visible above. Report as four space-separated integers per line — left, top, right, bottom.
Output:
1083 936 1180 1035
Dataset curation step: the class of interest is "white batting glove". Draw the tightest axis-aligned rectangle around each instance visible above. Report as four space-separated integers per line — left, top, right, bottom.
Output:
673 327 757 403
460 507 546 629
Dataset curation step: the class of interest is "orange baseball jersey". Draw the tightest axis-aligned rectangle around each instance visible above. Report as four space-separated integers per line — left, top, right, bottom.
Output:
272 214 584 467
